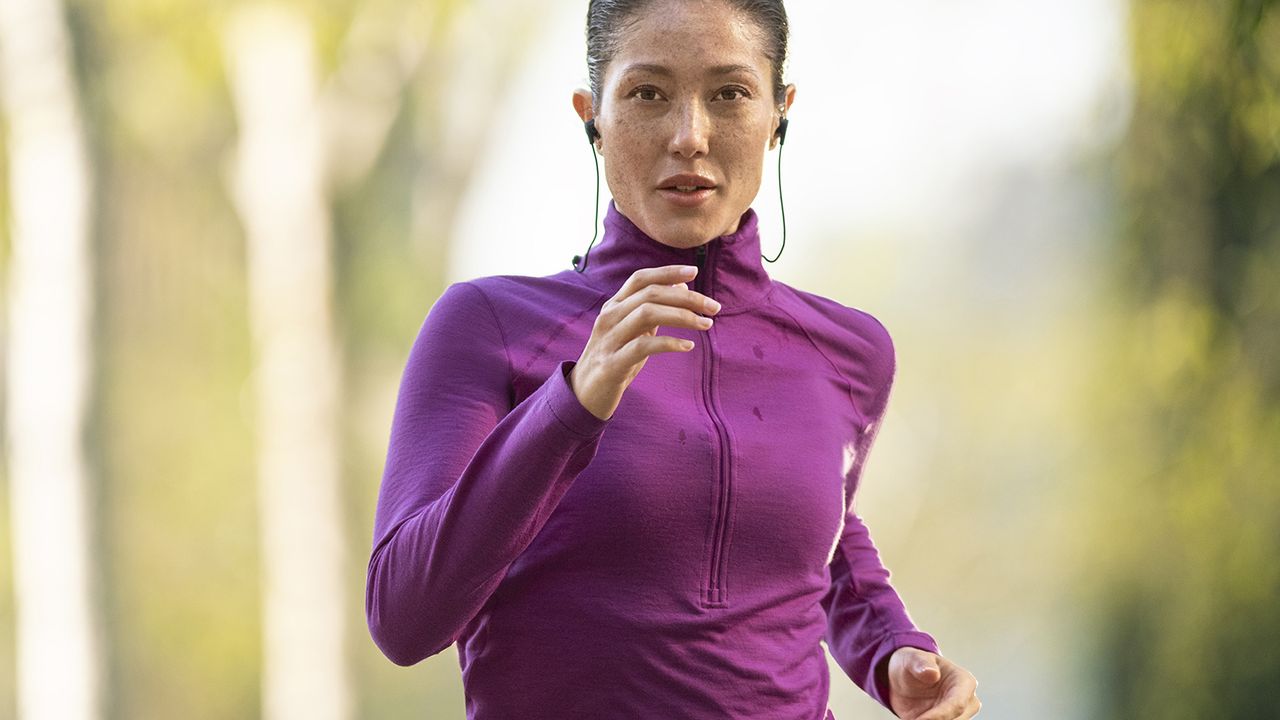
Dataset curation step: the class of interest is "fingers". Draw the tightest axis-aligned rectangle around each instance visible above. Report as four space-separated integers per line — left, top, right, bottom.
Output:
607 304 709 364
611 264 698 304
614 332 696 366
616 298 713 342
915 685 981 720
585 264 722 384
605 265 718 318
573 265 716 418
598 268 720 353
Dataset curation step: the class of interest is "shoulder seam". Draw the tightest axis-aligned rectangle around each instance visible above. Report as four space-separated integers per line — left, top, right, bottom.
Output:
517 287 612 376
863 312 897 423
458 280 515 406
771 297 868 428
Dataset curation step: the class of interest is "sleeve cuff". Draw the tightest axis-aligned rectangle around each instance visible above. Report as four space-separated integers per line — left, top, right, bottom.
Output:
872 631 943 715
542 359 611 437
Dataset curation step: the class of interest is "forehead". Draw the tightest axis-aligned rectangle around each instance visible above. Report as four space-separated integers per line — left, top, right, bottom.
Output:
607 0 770 80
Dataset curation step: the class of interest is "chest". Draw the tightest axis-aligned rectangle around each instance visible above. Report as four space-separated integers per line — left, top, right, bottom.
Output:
509 310 869 607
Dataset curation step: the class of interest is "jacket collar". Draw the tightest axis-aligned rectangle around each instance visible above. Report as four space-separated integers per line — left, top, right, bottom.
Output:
576 199 773 313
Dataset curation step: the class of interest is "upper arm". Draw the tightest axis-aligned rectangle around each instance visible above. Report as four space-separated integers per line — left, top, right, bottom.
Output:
373 280 514 549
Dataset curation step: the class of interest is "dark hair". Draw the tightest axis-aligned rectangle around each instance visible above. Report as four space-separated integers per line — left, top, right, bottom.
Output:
585 0 790 112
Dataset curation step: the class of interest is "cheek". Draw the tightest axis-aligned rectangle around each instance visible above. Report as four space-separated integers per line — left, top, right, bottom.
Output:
722 142 765 182
601 153 646 208
719 122 770 164
604 120 658 183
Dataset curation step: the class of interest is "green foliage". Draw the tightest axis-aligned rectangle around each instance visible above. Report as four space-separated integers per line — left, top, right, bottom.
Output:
1078 1 1280 716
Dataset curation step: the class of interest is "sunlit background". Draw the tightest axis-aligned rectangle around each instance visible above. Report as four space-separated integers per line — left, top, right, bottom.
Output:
0 0 1277 718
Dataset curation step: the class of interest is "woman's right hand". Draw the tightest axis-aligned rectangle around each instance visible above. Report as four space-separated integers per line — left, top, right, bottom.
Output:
568 263 722 421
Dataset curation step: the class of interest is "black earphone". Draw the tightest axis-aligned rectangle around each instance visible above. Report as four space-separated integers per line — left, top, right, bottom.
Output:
573 115 788 272
573 119 603 272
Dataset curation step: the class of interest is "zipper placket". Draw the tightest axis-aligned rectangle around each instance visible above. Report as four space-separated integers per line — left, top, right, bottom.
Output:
694 242 733 606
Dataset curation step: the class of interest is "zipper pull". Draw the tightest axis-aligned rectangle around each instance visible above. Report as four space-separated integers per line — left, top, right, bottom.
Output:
694 244 707 290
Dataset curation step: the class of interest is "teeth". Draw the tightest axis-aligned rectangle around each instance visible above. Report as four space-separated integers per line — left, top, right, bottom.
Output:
676 186 699 192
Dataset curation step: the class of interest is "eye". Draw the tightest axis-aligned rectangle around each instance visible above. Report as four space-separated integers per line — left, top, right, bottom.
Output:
630 85 663 102
716 85 751 102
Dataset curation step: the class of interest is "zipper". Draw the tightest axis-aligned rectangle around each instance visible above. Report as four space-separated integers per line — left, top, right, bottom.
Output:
693 242 733 606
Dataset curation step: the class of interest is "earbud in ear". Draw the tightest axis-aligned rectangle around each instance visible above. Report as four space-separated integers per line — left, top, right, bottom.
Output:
585 118 600 145
774 116 788 146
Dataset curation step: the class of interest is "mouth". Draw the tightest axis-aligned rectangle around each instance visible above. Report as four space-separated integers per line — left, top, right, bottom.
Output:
657 173 718 206
657 186 716 207
658 173 717 191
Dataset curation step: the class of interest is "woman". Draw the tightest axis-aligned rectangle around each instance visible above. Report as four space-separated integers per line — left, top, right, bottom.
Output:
366 0 981 718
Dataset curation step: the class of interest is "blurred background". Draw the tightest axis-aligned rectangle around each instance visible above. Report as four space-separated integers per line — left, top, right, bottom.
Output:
0 0 1277 718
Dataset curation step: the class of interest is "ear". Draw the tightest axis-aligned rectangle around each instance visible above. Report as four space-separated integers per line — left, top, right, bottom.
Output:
782 83 797 114
572 88 600 148
770 83 797 150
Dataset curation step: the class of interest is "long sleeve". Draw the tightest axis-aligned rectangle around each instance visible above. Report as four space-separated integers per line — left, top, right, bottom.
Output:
365 280 610 666
821 322 940 716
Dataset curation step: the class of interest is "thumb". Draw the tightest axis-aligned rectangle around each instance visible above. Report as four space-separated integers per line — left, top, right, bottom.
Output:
910 654 941 685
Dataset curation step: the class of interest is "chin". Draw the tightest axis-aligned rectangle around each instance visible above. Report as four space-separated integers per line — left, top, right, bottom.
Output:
646 209 726 247
650 218 715 248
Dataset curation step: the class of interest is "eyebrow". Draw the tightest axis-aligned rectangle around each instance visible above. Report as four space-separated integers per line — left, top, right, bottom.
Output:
619 62 759 79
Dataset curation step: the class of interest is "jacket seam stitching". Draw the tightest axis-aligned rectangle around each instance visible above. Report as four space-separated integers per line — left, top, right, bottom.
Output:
835 543 893 639
464 281 515 405
848 377 893 494
771 298 867 427
520 288 612 376
541 391 604 438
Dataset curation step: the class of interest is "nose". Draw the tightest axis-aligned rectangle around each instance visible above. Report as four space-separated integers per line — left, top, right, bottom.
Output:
668 99 710 158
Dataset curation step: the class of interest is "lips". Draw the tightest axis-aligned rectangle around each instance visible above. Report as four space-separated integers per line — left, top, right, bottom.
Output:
658 173 717 192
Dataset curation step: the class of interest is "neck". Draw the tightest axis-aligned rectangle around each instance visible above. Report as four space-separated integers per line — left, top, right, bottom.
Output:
578 200 774 314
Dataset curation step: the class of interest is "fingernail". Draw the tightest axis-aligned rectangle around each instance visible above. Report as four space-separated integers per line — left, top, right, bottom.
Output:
705 299 721 313
682 265 697 276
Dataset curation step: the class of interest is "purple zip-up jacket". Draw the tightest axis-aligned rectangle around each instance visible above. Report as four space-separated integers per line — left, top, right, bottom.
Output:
366 200 941 719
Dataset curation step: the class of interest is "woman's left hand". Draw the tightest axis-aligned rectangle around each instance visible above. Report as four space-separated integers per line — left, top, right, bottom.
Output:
886 646 981 719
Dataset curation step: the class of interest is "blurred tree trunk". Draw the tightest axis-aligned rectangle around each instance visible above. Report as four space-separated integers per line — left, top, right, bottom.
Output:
327 1 547 714
224 6 353 720
0 0 101 718
222 0 545 716
221 0 529 716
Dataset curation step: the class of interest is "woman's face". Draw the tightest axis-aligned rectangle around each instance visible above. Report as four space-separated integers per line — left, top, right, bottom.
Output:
574 0 796 249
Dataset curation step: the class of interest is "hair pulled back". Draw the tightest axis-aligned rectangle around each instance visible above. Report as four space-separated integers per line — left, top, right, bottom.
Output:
585 0 790 111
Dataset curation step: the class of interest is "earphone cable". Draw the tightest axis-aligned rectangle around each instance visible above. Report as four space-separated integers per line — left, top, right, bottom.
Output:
763 138 786 263
573 140 602 273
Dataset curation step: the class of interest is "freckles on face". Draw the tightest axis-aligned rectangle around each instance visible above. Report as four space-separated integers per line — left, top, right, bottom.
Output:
596 0 777 248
